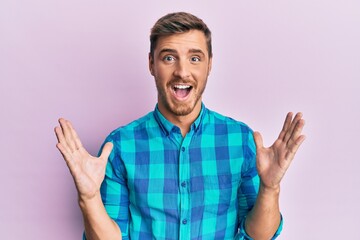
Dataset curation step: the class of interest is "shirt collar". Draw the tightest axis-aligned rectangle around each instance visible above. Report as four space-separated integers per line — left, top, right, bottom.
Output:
153 103 206 136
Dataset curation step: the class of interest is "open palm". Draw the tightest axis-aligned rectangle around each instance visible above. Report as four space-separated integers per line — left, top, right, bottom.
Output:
55 119 113 200
254 112 305 189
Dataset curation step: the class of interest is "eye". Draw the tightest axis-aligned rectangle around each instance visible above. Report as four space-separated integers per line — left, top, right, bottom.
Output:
191 56 201 62
163 55 175 62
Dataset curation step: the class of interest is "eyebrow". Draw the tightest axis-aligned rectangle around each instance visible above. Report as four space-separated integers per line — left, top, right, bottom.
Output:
158 48 206 56
188 49 206 56
158 48 177 56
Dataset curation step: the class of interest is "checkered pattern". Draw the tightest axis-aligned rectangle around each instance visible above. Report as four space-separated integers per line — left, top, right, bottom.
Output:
84 104 282 239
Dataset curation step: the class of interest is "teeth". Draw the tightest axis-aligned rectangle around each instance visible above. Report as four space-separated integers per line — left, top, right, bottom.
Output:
174 85 191 89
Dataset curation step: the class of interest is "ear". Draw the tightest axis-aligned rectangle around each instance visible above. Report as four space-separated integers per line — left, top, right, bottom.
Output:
149 53 154 76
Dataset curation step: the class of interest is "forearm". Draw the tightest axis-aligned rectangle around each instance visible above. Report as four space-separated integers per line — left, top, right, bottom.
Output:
245 185 281 240
79 193 122 240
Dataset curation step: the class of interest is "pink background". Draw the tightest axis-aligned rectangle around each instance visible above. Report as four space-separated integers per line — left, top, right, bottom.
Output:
1 1 359 239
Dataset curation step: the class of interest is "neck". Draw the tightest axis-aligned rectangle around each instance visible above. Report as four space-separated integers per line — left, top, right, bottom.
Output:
158 102 202 137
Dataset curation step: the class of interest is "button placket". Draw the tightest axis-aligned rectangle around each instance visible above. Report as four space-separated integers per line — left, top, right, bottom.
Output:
178 134 192 239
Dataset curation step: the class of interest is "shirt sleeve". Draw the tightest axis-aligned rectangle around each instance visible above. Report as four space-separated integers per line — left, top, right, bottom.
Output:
83 133 130 240
236 130 283 239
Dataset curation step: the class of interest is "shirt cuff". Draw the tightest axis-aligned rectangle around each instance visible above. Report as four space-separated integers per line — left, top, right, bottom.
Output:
236 214 283 240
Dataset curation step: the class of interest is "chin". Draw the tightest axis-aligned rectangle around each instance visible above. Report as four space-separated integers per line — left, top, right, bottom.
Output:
171 107 193 116
168 100 199 116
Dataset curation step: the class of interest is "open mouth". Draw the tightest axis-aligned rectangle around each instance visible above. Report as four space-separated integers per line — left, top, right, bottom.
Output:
172 84 193 100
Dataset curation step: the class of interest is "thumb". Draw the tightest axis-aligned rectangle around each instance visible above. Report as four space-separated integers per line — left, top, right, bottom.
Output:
99 142 113 160
253 131 264 150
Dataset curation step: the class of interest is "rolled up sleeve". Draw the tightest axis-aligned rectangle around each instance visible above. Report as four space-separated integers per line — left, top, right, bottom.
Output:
83 134 130 239
236 131 283 239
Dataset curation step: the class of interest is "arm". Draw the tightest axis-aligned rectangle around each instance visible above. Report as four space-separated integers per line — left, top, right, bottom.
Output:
55 118 122 240
245 112 305 239
244 184 281 239
80 193 121 240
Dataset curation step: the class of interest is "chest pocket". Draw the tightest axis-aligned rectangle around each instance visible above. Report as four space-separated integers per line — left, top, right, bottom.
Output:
192 174 239 215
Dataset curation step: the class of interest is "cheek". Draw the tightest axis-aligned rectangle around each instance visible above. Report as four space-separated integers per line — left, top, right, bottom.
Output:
193 67 209 81
156 66 173 79
155 75 168 89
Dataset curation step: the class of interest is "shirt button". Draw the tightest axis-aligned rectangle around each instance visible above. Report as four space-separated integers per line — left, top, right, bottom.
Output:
181 181 186 187
181 147 185 152
182 219 187 225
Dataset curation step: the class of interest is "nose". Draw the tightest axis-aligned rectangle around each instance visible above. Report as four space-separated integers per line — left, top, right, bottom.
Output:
173 59 190 79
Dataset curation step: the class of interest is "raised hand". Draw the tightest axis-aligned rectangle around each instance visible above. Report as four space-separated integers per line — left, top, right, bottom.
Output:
54 118 113 200
254 112 305 190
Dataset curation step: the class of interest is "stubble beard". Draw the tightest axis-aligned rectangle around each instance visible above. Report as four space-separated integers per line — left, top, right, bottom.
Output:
156 79 207 117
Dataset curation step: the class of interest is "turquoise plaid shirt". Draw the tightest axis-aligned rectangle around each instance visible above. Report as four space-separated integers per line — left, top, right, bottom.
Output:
85 104 282 239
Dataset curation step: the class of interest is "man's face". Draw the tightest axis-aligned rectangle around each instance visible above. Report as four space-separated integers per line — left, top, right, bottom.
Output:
149 30 212 118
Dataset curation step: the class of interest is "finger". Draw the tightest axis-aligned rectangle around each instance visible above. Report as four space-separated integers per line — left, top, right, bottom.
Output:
285 134 306 161
67 120 83 150
253 131 264 150
59 118 77 152
54 125 71 152
287 118 305 146
56 142 76 171
283 112 303 143
99 142 113 161
278 112 293 140
296 134 306 145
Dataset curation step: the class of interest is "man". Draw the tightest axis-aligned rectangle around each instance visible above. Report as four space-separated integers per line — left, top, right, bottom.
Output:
55 12 305 240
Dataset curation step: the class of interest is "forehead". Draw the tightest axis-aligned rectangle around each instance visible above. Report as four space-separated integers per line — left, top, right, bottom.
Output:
155 30 208 55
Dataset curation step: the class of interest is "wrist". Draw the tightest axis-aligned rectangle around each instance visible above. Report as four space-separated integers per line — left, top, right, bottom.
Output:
78 192 102 210
259 183 281 196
